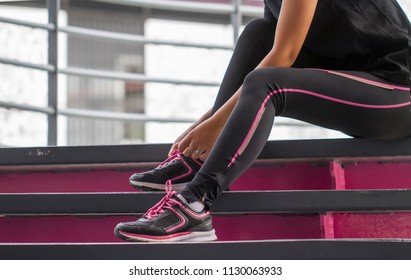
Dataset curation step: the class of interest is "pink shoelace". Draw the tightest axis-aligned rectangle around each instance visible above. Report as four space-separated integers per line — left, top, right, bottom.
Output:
143 180 183 220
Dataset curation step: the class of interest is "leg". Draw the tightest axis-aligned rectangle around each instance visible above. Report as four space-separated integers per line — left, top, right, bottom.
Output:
181 68 411 208
128 13 277 191
210 15 277 114
116 67 410 242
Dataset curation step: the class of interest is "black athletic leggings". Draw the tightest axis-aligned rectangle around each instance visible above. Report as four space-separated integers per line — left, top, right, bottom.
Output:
180 6 411 209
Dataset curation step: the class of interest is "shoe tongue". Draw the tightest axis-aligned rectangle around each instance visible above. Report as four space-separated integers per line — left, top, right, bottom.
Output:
156 154 181 169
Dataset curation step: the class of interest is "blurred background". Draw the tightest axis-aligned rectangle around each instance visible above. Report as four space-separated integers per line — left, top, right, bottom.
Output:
0 0 410 147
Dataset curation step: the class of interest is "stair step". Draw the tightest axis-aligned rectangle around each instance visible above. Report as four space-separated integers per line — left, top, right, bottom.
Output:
2 139 411 194
1 239 410 260
2 160 411 193
2 213 411 242
1 190 410 215
0 214 322 242
0 162 333 193
2 138 411 167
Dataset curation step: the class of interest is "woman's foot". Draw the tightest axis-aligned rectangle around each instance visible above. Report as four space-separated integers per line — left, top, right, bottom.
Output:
129 150 203 191
115 181 217 242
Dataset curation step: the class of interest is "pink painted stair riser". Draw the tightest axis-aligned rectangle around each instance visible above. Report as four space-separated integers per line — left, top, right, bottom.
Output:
0 215 321 243
2 161 411 194
0 162 332 193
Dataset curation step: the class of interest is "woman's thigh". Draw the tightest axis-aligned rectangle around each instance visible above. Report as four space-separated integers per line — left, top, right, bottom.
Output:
247 67 411 140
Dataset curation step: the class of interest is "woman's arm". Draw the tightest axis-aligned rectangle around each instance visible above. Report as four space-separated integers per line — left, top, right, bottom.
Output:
260 0 318 68
209 0 319 129
179 0 318 159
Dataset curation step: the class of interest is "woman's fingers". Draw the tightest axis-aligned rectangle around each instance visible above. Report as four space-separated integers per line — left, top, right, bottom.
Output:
177 118 220 160
178 135 193 157
168 143 179 157
191 148 206 160
178 134 205 159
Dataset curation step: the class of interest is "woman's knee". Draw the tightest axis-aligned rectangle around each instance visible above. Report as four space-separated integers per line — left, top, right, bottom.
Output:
242 69 268 95
238 18 276 44
242 68 288 113
243 67 288 91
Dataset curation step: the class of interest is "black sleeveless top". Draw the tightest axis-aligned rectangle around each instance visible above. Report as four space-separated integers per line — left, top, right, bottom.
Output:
265 0 410 85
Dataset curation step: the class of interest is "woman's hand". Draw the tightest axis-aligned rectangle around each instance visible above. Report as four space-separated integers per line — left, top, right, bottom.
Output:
175 86 241 159
168 109 212 156
178 117 223 160
168 142 180 157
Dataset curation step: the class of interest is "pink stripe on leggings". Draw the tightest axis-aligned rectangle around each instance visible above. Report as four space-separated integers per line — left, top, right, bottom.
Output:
308 68 410 91
228 88 411 167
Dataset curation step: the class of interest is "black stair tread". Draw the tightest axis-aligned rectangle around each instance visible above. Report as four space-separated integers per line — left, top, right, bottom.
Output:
1 239 410 260
2 138 411 166
1 189 411 215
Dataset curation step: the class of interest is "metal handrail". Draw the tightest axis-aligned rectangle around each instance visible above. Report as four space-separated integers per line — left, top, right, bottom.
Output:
94 0 236 15
0 15 234 50
0 100 311 126
0 57 55 72
60 25 233 50
0 0 270 146
47 0 59 145
59 67 220 87
0 60 221 87
0 15 55 30
94 0 263 17
60 107 310 126
60 108 196 123
0 101 55 115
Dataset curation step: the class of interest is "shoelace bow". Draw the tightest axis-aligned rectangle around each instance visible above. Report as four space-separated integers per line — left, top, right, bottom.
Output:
157 150 181 168
143 180 183 220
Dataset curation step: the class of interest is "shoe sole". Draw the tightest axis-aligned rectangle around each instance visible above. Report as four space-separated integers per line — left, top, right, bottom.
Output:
130 180 231 192
129 180 188 191
116 229 217 242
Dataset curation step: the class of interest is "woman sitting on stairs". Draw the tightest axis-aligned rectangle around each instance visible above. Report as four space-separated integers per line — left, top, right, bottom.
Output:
115 0 410 242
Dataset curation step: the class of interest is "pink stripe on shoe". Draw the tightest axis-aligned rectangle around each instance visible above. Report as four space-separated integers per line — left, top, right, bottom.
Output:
120 230 190 240
165 210 186 233
172 160 193 181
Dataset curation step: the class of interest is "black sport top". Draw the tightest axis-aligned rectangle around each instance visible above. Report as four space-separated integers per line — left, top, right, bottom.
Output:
265 0 410 85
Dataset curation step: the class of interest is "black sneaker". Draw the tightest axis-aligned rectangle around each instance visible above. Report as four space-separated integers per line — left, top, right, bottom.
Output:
129 150 202 191
114 181 217 242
